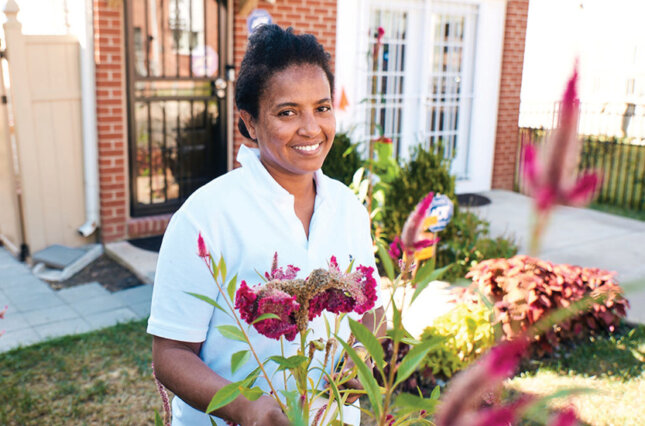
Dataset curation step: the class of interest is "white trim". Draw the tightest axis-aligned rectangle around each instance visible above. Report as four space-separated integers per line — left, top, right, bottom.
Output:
336 0 507 193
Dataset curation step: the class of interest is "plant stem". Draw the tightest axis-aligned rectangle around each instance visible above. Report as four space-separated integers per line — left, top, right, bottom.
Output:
204 257 287 413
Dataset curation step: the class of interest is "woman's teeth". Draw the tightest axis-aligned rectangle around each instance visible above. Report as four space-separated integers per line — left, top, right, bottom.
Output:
293 143 320 152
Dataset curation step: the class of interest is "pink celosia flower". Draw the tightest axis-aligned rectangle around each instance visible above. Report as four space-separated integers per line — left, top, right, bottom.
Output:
388 236 403 259
400 192 435 253
197 233 209 259
152 362 171 426
0 305 7 319
522 67 600 212
235 281 300 341
435 337 529 426
373 26 385 58
235 256 378 340
550 407 579 426
265 252 300 281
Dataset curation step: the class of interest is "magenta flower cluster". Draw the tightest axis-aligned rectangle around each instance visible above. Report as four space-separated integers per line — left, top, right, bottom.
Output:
234 255 378 341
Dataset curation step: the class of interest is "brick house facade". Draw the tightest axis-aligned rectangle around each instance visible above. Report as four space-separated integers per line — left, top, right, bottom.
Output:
92 0 527 244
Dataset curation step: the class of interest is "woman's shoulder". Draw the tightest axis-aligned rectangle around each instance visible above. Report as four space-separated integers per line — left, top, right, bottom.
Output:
176 168 247 217
319 174 368 216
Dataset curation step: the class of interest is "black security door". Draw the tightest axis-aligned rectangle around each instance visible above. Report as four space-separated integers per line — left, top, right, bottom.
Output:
126 0 228 216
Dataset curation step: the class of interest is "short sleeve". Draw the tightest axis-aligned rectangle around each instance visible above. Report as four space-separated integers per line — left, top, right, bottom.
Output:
147 209 220 342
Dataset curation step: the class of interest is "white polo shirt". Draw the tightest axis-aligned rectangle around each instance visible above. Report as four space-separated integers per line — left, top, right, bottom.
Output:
147 145 381 425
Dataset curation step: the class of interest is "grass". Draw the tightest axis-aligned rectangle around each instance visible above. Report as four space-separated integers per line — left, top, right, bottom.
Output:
2 318 644 425
507 322 645 426
589 202 645 222
0 320 166 425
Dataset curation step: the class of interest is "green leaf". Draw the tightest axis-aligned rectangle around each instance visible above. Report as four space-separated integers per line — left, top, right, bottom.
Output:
411 264 452 304
348 318 386 372
335 335 382 417
227 274 238 304
206 381 241 413
430 385 440 400
240 386 264 401
376 241 395 281
218 255 227 282
393 392 438 417
217 325 247 343
210 417 217 426
231 350 250 374
243 366 262 388
210 257 219 279
268 355 309 371
185 292 230 317
283 390 307 426
154 409 164 426
395 337 446 387
251 313 281 324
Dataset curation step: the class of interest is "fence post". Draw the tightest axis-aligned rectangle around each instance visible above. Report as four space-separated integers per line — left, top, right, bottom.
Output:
3 0 36 258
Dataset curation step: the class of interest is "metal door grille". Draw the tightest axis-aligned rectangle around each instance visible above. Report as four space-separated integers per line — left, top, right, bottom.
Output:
365 9 408 156
126 0 228 217
423 3 477 178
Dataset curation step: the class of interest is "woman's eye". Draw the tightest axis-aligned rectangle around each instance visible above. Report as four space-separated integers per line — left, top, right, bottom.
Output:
278 110 295 117
318 105 332 113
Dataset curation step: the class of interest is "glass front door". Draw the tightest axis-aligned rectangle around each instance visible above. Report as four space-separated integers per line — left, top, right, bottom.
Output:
126 0 228 216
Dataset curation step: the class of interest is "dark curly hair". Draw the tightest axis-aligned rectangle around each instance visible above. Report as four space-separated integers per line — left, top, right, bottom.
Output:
235 24 335 141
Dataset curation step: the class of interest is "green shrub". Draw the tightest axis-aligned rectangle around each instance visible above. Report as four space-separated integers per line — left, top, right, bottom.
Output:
322 132 363 186
380 145 517 281
420 301 496 379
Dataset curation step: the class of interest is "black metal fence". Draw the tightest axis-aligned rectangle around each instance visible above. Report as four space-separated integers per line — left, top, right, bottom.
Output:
515 127 645 213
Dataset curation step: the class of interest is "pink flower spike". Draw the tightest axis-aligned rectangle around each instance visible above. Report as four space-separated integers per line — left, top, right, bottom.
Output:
522 144 539 189
197 233 209 259
0 305 7 319
388 236 403 259
550 407 579 426
484 338 529 379
566 172 600 206
401 192 434 252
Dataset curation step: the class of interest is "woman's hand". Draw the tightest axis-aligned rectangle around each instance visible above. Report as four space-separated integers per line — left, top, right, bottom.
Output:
240 395 290 426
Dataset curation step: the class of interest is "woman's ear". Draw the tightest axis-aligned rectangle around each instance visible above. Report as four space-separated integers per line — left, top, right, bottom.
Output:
239 110 257 141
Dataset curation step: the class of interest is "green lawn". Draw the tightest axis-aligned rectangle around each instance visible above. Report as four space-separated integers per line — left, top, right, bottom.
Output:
508 322 645 426
0 320 163 425
1 320 643 425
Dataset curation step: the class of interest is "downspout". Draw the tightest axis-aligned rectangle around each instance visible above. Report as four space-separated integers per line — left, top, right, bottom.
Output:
76 0 100 237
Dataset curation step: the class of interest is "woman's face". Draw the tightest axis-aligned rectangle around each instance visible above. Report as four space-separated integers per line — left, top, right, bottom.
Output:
241 64 335 180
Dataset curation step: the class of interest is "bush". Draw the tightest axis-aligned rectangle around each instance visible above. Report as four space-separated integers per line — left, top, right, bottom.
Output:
322 132 363 186
420 302 496 379
380 145 517 281
467 255 630 355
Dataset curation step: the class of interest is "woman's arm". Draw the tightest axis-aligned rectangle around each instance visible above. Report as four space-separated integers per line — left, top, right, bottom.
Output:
360 306 387 339
152 336 290 426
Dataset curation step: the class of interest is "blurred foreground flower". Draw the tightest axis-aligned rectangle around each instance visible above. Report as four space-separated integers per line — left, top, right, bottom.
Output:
522 67 600 253
235 254 377 341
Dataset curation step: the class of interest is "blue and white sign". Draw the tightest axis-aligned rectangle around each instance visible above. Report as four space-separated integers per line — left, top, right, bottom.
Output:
191 45 218 77
247 9 273 35
426 194 454 232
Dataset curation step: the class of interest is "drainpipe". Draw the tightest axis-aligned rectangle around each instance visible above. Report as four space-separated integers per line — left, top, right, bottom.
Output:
76 0 100 237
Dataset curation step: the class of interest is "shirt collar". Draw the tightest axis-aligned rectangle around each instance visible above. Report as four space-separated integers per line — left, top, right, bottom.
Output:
236 144 329 204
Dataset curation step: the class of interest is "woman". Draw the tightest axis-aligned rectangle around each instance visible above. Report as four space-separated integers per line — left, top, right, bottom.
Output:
148 24 386 425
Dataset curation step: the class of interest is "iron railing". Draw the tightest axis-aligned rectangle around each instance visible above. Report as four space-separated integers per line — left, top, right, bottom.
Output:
515 127 645 213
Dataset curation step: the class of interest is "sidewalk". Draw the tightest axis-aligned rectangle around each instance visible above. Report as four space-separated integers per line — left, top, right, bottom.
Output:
1 190 644 353
0 247 151 353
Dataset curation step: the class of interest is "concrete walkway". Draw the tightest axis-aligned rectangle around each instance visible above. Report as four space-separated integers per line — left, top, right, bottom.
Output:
468 190 645 324
0 189 644 353
0 247 152 353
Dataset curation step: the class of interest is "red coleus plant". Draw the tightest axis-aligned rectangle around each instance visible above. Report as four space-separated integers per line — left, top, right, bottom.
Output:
235 254 378 341
466 255 629 354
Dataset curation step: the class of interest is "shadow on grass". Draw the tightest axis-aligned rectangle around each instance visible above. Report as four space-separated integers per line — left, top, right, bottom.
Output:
520 322 645 381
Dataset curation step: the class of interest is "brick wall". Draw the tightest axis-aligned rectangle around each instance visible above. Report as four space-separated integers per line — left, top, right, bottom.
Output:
232 0 338 162
93 0 337 242
94 0 128 242
491 0 529 190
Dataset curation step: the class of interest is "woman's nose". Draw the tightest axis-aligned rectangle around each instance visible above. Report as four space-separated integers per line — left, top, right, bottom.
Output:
297 112 321 137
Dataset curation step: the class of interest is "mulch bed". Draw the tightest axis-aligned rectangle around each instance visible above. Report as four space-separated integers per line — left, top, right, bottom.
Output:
46 254 143 293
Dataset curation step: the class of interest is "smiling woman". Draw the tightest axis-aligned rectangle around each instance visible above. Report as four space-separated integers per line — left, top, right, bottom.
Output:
147 24 385 426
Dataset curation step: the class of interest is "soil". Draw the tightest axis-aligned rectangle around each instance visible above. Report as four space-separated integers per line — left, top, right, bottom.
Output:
46 254 143 293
